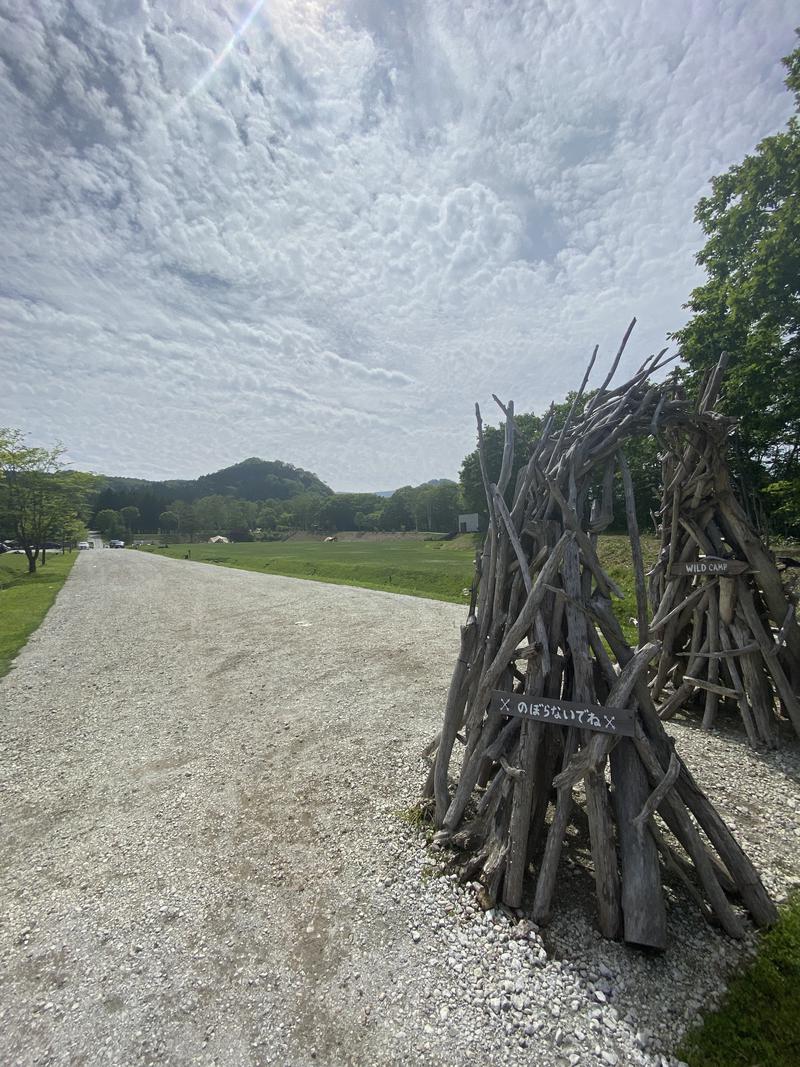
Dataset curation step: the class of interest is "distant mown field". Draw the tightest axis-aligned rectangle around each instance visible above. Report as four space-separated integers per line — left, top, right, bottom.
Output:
143 534 660 641
144 535 481 602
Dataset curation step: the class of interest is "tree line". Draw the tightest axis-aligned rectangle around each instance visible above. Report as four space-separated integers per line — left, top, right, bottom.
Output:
94 481 464 541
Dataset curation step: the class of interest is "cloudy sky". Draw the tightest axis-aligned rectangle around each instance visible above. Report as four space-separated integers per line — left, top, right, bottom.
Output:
0 1 796 491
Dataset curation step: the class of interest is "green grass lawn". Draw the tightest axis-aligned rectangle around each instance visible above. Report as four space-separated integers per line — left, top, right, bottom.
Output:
0 551 78 678
679 895 800 1067
143 534 482 603
600 533 660 643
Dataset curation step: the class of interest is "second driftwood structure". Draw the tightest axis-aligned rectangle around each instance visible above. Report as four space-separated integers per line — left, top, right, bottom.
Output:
423 329 779 949
648 356 800 747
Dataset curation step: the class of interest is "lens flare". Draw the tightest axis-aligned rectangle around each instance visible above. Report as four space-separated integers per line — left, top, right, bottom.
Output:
171 0 268 113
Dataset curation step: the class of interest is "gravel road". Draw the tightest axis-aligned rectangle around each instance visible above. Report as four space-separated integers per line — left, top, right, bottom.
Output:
1 550 799 1067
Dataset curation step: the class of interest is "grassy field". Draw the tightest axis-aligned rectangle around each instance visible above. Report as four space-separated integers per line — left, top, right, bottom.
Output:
679 894 800 1067
143 533 660 641
143 534 481 603
0 551 78 678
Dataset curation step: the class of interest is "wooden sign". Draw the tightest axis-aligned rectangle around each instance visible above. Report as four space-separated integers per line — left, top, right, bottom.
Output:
670 557 749 578
490 691 639 737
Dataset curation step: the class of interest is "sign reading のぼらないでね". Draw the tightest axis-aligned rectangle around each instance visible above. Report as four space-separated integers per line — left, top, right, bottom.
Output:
490 691 639 737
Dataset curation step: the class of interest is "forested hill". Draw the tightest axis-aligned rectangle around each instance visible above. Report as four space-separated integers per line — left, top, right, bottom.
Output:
100 457 332 501
93 458 332 527
190 458 332 501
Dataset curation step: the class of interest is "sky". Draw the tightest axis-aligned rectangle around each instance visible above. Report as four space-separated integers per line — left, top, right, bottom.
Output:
0 1 796 492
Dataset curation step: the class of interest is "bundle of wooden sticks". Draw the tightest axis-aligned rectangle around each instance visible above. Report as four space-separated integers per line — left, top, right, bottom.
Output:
649 355 800 747
423 327 784 948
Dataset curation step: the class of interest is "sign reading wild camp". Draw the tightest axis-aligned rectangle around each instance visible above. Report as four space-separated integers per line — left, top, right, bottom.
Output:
670 557 749 578
490 691 639 738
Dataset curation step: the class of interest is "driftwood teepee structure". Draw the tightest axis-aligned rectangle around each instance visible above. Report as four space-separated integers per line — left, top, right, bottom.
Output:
649 357 800 747
423 331 778 949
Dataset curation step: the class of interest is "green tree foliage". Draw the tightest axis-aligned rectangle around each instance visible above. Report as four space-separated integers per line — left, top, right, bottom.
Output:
168 500 199 542
317 493 385 532
95 508 124 539
158 510 179 535
257 501 279 531
412 483 462 532
92 457 334 529
379 487 416 531
89 454 464 538
190 457 332 501
282 493 323 531
190 495 230 535
120 505 139 535
0 429 94 572
459 412 545 514
672 35 800 530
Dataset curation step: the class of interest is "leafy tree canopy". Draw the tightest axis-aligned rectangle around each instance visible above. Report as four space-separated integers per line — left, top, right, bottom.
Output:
95 508 124 539
672 35 800 514
158 510 180 534
0 428 95 571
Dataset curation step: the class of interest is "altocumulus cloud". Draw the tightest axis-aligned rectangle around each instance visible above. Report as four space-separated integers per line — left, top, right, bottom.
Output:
0 0 796 488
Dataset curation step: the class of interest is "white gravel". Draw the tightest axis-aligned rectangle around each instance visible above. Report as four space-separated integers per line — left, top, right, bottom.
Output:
1 549 798 1067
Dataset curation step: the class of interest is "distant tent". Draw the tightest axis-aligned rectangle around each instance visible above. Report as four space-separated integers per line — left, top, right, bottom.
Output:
208 535 230 544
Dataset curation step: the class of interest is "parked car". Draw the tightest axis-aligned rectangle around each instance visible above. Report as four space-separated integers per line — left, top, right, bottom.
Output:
109 539 125 548
77 541 90 550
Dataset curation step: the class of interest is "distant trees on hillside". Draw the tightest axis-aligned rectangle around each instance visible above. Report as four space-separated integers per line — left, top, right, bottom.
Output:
95 508 126 540
120 506 139 535
91 458 334 530
158 511 180 536
90 481 464 541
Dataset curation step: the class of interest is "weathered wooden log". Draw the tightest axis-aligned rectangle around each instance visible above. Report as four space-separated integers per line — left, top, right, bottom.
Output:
719 496 800 681
673 763 778 928
718 623 759 747
502 719 544 907
433 617 478 822
618 450 649 647
611 739 666 949
564 538 621 938
737 583 800 736
702 588 720 729
532 730 578 926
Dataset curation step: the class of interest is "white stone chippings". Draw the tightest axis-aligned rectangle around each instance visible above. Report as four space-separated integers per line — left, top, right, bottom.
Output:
0 550 798 1067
